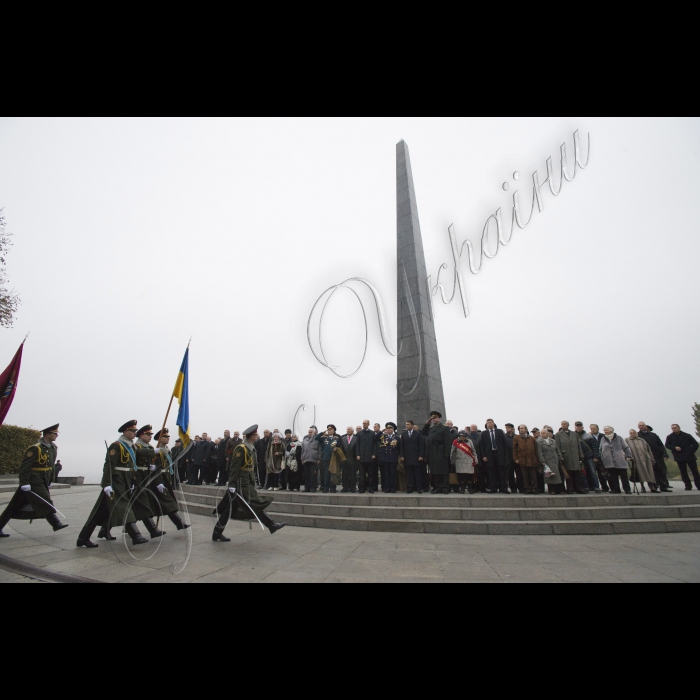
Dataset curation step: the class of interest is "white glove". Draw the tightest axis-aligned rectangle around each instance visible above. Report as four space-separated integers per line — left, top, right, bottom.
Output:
229 488 237 495
157 484 165 494
21 485 31 492
149 464 156 472
154 448 162 454
104 486 114 497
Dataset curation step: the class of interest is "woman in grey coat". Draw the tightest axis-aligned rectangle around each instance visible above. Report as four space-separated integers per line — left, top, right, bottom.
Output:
537 428 567 494
600 427 633 494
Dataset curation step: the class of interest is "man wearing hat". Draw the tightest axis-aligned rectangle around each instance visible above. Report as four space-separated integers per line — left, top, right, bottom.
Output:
376 423 400 494
0 424 69 538
422 412 454 495
133 425 166 539
76 420 151 548
212 425 286 542
315 425 346 494
151 428 190 531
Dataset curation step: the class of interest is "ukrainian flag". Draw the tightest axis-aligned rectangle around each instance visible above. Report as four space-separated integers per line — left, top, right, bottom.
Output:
173 348 191 447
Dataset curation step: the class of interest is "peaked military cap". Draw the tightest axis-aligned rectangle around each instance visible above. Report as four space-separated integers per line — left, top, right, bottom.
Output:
119 420 138 433
137 425 153 438
41 424 60 434
430 411 443 419
242 424 259 437
327 425 337 432
386 422 398 431
154 428 170 441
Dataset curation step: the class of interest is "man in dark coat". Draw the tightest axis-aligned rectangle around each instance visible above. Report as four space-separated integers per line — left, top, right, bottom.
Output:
0 424 69 538
504 424 523 494
255 430 271 488
422 412 453 495
341 427 358 493
468 424 486 493
638 423 672 492
666 425 700 491
479 419 511 494
355 421 377 494
376 423 400 494
400 421 426 494
212 425 286 542
216 431 232 486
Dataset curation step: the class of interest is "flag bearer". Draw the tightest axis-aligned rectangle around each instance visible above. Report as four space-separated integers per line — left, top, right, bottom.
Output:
151 428 190 531
0 424 68 538
76 420 151 548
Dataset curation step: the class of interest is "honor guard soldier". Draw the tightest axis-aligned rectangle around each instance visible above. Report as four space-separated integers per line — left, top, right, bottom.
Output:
77 420 153 548
0 424 68 538
133 425 165 539
152 428 190 531
212 424 286 543
422 411 454 495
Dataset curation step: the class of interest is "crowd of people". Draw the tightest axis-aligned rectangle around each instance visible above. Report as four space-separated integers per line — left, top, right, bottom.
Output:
173 416 700 497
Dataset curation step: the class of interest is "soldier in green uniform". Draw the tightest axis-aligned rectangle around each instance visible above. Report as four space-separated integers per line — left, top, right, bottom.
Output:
212 424 286 543
76 420 152 548
0 424 69 538
151 428 190 531
133 425 165 539
422 411 454 495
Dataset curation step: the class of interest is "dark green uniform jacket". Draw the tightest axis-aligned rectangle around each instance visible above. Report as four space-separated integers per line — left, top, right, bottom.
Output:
150 448 180 516
422 423 453 475
133 440 158 519
83 438 154 529
227 442 273 519
0 440 58 521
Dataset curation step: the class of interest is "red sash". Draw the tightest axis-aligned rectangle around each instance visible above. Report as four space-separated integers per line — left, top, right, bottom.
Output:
453 440 476 465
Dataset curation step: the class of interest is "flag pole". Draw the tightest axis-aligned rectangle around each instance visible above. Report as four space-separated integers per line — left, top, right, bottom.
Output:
158 338 192 440
22 332 30 344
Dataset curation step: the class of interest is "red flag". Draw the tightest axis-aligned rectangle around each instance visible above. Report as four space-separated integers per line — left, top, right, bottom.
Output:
0 343 24 426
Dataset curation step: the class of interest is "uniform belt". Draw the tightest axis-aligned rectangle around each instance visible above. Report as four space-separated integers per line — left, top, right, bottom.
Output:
31 468 52 472
114 467 132 473
241 467 253 473
136 467 150 471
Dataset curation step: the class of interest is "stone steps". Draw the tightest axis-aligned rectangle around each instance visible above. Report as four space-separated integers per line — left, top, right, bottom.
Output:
179 485 700 535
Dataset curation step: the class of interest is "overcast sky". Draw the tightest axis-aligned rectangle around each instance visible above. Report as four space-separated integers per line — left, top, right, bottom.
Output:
1 117 698 482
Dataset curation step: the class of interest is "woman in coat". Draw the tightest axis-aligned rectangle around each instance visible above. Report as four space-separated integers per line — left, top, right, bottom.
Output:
600 427 633 494
286 435 304 492
450 432 478 494
266 432 285 491
537 428 567 494
626 430 658 493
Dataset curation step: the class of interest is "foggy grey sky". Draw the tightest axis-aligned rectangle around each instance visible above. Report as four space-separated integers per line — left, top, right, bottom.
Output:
1 117 699 482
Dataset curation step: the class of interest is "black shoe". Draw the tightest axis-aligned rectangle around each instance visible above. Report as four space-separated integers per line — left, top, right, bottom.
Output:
660 488 673 493
417 490 423 495
686 487 693 492
0 531 9 538
98 528 117 541
269 522 287 535
368 490 375 495
213 531 231 542
431 489 440 495
76 539 98 549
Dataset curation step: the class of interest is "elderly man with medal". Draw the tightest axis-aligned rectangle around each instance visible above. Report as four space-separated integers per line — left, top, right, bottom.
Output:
212 424 286 543
151 428 190 532
76 420 154 548
0 424 69 538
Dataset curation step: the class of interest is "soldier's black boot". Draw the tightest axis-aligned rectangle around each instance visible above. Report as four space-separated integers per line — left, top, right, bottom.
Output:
260 511 286 535
0 512 10 537
0 531 9 538
77 525 99 548
125 523 148 546
168 513 190 531
46 513 69 532
143 518 166 539
212 526 230 543
98 527 117 541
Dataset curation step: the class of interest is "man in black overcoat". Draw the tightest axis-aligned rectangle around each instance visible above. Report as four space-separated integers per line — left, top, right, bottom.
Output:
400 421 426 494
638 423 672 492
666 424 700 491
422 412 453 495
355 421 378 494
479 419 511 494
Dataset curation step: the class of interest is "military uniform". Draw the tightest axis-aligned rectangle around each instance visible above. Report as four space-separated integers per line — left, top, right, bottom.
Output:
0 425 68 537
213 425 286 542
151 429 189 531
376 424 400 494
422 413 453 495
133 426 165 539
76 421 152 548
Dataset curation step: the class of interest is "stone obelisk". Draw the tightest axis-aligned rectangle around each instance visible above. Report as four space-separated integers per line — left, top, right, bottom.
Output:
396 141 446 427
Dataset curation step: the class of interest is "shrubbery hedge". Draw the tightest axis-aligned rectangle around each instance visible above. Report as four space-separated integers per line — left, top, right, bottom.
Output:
0 425 41 474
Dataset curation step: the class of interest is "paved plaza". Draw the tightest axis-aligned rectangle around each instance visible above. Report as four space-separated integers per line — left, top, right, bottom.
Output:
1 485 699 583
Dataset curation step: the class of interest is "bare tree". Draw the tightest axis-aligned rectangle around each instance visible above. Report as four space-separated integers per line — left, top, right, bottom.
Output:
693 403 700 441
0 209 20 328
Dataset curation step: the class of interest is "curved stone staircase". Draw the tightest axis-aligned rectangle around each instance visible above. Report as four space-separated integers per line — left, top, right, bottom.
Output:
180 484 700 535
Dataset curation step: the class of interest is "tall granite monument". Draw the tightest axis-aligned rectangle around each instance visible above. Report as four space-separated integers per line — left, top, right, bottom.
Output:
396 141 447 426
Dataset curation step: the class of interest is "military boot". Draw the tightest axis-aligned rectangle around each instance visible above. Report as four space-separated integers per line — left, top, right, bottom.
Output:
98 527 117 541
260 511 286 535
143 518 166 539
76 525 98 548
46 513 69 532
168 513 190 531
212 526 230 543
125 523 148 545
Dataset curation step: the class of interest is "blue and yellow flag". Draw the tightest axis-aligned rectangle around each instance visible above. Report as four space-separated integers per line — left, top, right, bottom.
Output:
172 348 191 447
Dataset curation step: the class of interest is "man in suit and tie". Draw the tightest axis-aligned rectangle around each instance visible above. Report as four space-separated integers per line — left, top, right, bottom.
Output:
342 427 358 493
400 421 427 494
356 420 378 494
479 419 511 494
